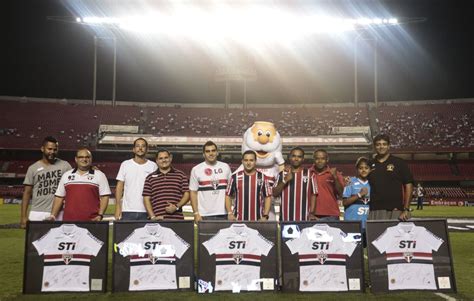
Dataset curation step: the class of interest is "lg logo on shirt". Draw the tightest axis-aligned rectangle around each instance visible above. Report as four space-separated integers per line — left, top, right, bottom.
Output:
204 168 224 176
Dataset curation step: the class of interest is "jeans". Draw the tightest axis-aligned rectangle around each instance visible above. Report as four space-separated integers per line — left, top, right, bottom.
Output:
121 212 149 220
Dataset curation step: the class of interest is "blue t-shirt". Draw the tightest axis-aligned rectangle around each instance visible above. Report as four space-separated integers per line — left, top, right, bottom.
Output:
343 177 370 229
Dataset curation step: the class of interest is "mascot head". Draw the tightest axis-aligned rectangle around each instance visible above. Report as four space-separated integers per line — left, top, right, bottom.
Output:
243 121 284 168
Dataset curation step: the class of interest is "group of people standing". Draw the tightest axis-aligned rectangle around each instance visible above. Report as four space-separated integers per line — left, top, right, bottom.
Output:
20 133 415 228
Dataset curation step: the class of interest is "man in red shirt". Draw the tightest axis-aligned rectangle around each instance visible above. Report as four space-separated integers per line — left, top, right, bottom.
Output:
309 149 344 221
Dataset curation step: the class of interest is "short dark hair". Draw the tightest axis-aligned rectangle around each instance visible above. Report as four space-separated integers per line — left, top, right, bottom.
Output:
133 137 148 148
42 136 58 146
373 134 390 145
156 148 171 158
202 140 218 153
313 149 328 157
355 157 369 168
242 150 257 160
289 146 305 157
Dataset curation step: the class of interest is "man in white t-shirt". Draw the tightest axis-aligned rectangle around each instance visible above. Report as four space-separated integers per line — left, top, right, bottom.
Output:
115 138 157 220
189 141 231 222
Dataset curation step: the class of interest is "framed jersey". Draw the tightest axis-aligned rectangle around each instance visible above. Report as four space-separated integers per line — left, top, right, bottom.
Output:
366 219 457 293
112 221 194 292
198 221 278 293
23 221 109 294
281 221 365 292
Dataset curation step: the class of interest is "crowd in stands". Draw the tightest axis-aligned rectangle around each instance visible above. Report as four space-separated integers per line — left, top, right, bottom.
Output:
1 100 472 152
376 103 474 151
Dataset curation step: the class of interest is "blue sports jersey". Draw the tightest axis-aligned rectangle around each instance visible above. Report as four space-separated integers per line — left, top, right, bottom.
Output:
343 177 370 228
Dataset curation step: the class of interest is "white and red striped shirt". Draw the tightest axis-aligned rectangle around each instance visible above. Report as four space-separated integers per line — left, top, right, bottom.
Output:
275 169 317 221
189 161 231 216
226 170 272 221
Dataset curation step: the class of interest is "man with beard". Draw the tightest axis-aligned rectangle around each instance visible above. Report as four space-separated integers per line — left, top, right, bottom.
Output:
115 138 157 220
20 136 72 228
225 150 272 221
272 147 317 221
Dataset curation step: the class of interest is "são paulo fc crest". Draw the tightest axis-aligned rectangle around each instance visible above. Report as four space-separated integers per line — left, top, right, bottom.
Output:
403 252 414 263
212 180 219 190
233 252 243 264
148 254 159 264
257 178 263 186
317 252 328 264
302 176 308 183
62 254 72 265
386 164 395 172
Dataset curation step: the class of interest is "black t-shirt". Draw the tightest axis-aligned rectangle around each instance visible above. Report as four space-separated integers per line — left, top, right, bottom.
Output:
368 155 414 211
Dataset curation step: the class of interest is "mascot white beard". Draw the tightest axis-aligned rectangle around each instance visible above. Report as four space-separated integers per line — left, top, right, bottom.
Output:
237 121 285 221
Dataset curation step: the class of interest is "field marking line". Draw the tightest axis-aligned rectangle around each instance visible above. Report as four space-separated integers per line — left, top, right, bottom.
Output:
434 292 456 301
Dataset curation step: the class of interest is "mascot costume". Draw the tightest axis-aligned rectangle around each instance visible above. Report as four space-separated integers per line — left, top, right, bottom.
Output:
238 121 285 220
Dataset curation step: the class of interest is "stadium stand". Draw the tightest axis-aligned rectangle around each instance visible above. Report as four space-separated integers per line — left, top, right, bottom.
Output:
376 103 474 151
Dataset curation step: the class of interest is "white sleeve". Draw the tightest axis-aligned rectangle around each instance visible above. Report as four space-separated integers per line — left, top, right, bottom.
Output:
189 166 199 191
32 230 52 256
285 236 303 255
422 227 444 252
202 231 223 256
116 161 126 181
274 151 285 166
371 228 392 254
54 173 67 197
118 229 139 256
83 230 104 257
256 232 274 256
97 172 112 196
167 230 190 259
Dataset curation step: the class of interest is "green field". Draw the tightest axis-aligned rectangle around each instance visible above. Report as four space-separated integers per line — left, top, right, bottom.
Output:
1 204 473 300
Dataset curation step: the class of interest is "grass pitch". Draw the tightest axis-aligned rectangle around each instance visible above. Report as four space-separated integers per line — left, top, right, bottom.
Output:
1 204 473 300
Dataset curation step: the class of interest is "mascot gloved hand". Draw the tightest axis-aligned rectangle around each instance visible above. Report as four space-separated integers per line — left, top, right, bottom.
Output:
237 121 285 220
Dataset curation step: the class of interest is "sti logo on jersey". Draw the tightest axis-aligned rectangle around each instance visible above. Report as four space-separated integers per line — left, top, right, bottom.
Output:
317 252 328 264
62 254 73 265
229 241 246 249
312 242 330 250
399 240 417 248
58 242 76 251
144 241 162 250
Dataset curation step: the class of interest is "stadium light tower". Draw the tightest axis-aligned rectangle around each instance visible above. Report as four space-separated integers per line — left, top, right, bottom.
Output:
92 36 117 107
354 32 378 106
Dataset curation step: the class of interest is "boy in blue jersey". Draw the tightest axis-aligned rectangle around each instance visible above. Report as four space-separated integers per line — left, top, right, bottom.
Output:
343 157 371 246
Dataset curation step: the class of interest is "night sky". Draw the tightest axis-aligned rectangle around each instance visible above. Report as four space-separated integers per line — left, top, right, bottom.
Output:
2 0 474 104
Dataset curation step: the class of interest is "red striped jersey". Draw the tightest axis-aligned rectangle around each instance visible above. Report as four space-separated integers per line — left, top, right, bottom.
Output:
286 224 357 291
143 168 189 220
226 170 272 221
202 224 274 291
372 222 444 290
275 169 317 221
117 224 190 290
32 224 104 292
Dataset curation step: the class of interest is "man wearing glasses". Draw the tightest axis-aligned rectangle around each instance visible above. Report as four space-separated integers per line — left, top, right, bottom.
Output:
48 148 111 221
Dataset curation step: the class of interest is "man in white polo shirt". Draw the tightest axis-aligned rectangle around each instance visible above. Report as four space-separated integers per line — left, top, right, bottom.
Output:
115 138 157 220
190 141 231 222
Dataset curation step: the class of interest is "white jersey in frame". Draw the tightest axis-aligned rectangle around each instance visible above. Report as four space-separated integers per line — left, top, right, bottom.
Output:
118 223 190 291
285 224 358 291
202 224 274 291
372 222 444 290
32 224 103 292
